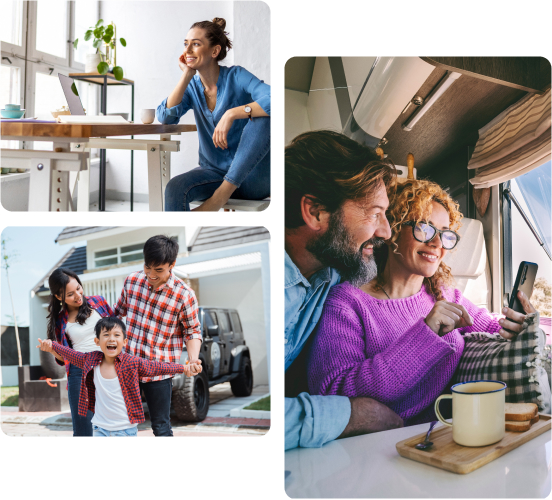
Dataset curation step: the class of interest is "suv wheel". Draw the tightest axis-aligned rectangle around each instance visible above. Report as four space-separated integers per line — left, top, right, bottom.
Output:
230 356 253 397
173 370 210 422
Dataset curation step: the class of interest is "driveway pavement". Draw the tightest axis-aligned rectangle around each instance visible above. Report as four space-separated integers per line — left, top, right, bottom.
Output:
1 383 270 437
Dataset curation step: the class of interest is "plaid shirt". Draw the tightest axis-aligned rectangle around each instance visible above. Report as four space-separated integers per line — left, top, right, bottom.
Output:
54 296 114 376
114 271 201 382
51 342 185 424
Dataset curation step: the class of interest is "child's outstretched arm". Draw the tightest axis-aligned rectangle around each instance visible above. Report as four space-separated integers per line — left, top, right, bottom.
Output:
36 338 64 362
37 339 87 369
137 358 202 378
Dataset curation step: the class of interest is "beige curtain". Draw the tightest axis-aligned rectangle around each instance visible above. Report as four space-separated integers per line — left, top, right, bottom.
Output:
469 89 551 189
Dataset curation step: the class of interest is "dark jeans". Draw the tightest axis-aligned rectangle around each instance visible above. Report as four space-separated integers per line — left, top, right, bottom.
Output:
140 378 173 437
164 117 270 211
67 364 93 436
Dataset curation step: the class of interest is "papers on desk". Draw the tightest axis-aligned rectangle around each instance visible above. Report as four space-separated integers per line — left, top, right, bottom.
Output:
57 115 130 124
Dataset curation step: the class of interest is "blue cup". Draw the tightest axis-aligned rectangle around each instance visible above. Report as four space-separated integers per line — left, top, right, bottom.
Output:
4 104 21 110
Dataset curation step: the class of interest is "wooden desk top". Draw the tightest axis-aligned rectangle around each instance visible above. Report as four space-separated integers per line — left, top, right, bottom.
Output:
1 122 197 138
69 72 134 85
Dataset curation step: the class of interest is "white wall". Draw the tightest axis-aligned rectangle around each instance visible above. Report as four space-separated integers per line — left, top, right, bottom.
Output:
285 89 310 145
99 1 269 198
198 268 268 385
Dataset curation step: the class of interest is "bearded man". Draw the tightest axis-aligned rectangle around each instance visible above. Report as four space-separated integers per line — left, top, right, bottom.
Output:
285 130 404 450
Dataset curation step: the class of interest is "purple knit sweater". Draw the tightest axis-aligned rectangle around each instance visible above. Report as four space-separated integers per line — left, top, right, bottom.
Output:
307 282 502 424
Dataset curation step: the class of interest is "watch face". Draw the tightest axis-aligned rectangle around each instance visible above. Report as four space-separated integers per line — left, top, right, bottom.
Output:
244 106 252 113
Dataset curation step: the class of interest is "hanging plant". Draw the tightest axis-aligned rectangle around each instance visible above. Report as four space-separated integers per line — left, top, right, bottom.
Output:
73 19 127 81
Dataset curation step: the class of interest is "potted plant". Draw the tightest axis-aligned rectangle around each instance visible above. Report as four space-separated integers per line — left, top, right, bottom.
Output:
74 19 127 80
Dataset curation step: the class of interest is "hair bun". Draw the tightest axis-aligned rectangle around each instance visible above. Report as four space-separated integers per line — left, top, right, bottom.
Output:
212 17 226 30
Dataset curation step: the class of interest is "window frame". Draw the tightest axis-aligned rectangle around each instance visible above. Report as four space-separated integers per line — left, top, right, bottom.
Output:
93 242 145 269
0 0 27 57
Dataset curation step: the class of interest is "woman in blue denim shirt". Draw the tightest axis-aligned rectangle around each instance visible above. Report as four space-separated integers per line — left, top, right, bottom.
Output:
156 18 270 211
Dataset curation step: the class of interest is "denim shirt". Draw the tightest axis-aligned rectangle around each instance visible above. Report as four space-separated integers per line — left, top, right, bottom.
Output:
284 252 351 449
156 65 270 174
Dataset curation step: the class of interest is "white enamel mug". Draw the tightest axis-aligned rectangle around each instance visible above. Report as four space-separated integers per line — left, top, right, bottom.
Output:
435 380 506 447
140 109 155 124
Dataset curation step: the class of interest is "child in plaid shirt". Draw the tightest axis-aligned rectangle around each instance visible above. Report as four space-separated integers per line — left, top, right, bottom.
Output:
37 317 191 437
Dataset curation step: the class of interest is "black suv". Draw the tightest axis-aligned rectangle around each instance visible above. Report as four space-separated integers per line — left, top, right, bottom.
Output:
171 307 253 421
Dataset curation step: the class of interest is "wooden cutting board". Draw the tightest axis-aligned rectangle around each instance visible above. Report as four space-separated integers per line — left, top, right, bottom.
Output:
396 414 551 474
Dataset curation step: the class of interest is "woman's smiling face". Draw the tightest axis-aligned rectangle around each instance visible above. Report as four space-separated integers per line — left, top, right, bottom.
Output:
56 277 84 311
182 28 219 70
393 201 451 278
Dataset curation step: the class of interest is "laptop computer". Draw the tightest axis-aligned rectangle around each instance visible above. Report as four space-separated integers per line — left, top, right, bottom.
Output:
58 74 85 115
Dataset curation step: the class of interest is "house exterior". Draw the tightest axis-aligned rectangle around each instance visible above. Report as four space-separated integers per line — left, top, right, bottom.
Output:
25 226 270 387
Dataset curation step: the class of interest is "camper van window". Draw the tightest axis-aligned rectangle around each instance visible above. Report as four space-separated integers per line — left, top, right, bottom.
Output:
507 161 551 318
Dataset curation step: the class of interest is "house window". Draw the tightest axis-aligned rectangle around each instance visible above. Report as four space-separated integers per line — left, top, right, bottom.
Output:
94 243 144 268
0 1 24 46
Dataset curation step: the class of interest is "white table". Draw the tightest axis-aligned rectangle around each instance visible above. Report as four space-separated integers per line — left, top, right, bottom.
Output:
285 422 551 498
1 122 196 211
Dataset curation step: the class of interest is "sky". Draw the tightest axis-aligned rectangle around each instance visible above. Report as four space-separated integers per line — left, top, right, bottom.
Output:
1 227 81 326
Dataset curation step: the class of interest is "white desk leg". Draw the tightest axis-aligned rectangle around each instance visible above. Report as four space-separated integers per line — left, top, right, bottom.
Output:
160 134 172 207
77 149 91 211
147 144 163 211
28 158 53 211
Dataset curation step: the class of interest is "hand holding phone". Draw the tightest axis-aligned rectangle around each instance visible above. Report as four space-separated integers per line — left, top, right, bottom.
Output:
499 290 538 340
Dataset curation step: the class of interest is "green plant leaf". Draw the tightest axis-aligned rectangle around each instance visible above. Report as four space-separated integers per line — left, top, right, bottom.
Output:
92 39 102 49
93 27 103 39
103 34 112 44
113 66 124 81
73 38 78 49
84 30 93 41
70 82 79 96
120 38 126 47
97 62 109 75
105 25 113 36
96 19 103 27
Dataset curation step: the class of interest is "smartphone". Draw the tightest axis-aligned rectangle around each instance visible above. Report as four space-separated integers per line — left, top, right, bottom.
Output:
508 261 538 314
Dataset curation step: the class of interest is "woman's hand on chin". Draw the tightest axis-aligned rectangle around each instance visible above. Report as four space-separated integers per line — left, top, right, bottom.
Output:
212 110 236 150
178 54 196 78
498 290 537 339
425 301 473 336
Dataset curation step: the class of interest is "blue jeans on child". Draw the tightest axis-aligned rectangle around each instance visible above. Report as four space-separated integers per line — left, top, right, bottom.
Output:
93 425 138 437
140 377 174 437
164 117 270 211
67 363 93 436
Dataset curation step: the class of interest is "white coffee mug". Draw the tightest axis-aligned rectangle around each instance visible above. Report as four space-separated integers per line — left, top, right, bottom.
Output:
140 109 155 124
435 380 506 447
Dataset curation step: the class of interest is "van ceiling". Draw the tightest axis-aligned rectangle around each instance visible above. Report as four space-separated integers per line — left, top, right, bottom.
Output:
285 57 316 93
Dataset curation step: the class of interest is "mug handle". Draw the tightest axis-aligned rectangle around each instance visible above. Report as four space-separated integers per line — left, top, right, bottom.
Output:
434 395 453 427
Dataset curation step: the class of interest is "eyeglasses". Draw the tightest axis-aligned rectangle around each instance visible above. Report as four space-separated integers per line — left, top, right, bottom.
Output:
402 221 460 250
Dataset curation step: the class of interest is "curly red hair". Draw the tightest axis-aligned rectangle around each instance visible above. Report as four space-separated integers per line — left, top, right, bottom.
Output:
375 179 463 300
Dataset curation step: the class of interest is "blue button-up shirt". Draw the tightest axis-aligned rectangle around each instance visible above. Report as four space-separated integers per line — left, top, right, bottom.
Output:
284 251 351 450
156 65 270 174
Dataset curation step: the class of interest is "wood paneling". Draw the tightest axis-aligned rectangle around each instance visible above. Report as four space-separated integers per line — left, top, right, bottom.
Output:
421 57 550 94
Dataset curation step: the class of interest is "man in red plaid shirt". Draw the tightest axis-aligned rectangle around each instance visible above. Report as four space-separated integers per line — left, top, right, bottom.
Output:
114 235 202 436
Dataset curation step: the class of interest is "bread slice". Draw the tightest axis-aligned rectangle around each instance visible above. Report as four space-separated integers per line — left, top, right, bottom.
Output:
505 420 532 432
531 414 540 425
504 402 538 421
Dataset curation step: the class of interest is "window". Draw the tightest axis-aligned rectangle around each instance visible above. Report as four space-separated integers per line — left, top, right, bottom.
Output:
0 1 24 48
217 312 230 333
230 312 242 332
94 243 144 268
1 62 22 149
73 1 99 65
33 1 69 63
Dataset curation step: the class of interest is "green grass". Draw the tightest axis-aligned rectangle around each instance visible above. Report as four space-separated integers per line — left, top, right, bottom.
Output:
244 395 270 411
1 386 19 407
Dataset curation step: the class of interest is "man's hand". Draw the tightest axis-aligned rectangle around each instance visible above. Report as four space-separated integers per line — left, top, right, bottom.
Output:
338 397 403 440
499 290 537 339
183 359 202 377
36 338 54 354
425 301 473 336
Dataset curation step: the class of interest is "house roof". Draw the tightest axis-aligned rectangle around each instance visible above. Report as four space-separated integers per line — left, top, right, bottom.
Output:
33 246 88 294
55 227 116 243
188 226 270 253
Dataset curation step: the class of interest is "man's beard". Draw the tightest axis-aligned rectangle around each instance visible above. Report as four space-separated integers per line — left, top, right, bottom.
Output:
306 210 384 287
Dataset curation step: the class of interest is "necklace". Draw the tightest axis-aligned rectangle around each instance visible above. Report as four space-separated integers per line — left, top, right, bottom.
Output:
381 287 391 300
200 79 216 111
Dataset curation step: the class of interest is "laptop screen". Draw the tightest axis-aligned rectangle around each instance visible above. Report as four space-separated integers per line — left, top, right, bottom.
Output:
58 74 85 115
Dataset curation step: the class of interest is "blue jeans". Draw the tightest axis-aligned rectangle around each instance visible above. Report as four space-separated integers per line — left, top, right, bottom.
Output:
140 378 173 437
165 117 270 211
67 364 94 436
93 425 138 437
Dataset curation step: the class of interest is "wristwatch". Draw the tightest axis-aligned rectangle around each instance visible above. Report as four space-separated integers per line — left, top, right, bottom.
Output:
244 105 252 121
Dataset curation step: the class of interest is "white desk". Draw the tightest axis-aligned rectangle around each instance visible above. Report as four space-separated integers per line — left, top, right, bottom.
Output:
285 421 551 498
1 122 196 211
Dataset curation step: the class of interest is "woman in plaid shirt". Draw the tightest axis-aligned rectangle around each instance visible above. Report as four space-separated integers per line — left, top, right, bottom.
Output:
114 235 202 436
46 268 114 436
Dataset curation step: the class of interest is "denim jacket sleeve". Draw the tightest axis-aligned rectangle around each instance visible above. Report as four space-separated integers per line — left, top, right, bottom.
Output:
236 66 270 116
156 87 193 124
285 393 351 450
